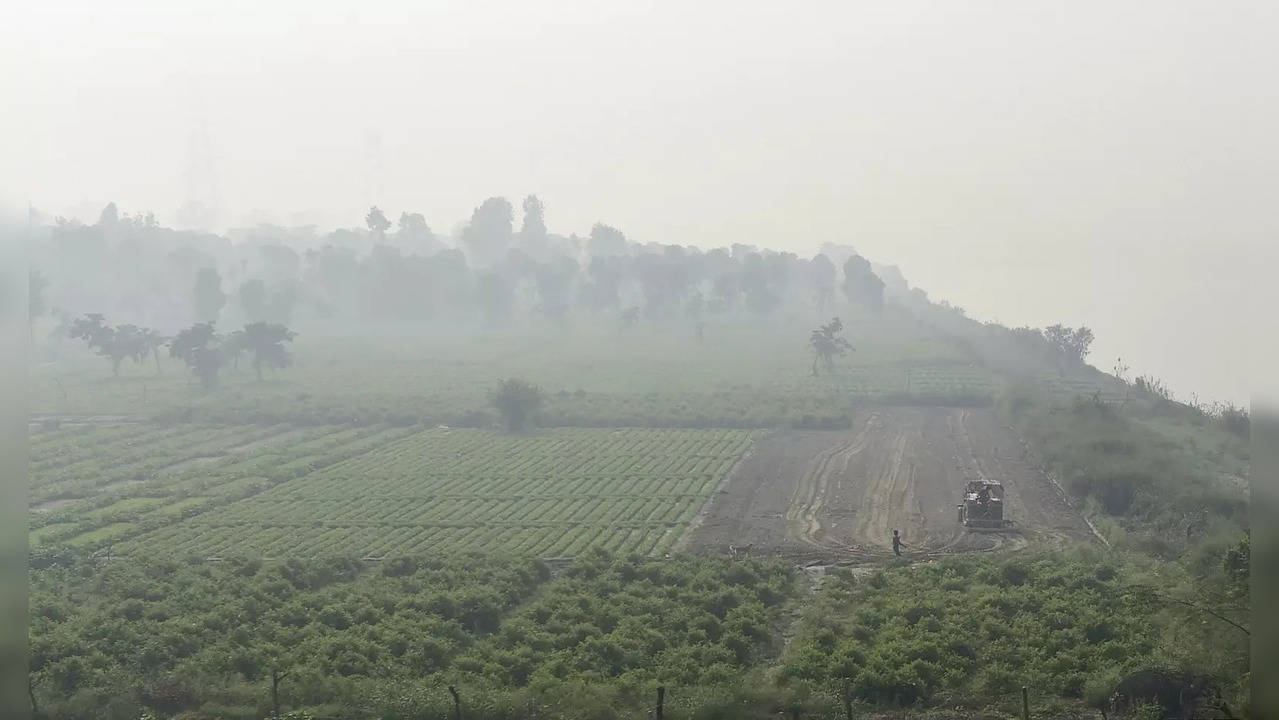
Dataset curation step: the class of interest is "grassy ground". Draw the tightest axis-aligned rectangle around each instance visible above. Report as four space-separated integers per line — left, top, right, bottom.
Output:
32 317 981 428
997 382 1249 563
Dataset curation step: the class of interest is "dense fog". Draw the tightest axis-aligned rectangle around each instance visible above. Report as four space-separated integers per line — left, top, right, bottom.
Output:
6 1 1276 405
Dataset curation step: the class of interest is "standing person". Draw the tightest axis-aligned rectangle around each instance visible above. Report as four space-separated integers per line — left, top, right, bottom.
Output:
892 529 904 556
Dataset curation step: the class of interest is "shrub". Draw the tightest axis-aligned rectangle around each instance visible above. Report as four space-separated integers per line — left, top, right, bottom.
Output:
491 378 544 432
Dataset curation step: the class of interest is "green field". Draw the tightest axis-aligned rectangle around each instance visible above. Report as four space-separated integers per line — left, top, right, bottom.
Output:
30 425 752 558
25 280 1251 719
31 316 983 428
28 424 420 550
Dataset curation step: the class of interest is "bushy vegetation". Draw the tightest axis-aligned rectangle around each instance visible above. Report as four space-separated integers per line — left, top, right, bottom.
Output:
782 552 1247 717
28 552 797 720
30 550 1247 719
998 382 1249 560
492 378 545 431
786 555 1156 705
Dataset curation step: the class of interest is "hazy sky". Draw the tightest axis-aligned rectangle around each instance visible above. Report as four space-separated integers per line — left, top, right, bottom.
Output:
4 1 1275 405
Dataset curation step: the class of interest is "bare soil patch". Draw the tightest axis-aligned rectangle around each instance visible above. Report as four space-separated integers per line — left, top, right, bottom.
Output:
224 426 318 453
29 414 142 430
100 478 145 492
687 407 1094 562
158 456 226 473
31 497 82 514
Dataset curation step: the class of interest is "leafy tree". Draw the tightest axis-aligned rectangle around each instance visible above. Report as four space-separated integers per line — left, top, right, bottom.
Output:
587 223 627 257
397 211 429 236
223 329 248 371
258 243 301 283
138 327 166 375
68 314 112 362
581 256 623 311
533 257 577 324
270 282 298 325
239 322 297 381
97 202 119 227
169 322 222 388
810 254 836 317
1217 403 1249 439
1043 324 1094 372
491 378 544 431
193 267 226 323
365 206 391 242
632 247 692 320
476 271 515 325
741 252 779 316
712 271 741 313
238 278 269 322
68 315 148 376
809 317 853 376
462 197 514 266
396 211 436 254
520 195 548 253
841 255 884 312
237 277 298 325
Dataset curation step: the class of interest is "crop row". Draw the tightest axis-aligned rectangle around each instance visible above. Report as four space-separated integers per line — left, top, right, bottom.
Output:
115 428 753 558
28 424 421 552
282 472 722 499
29 424 282 501
180 494 703 528
120 520 686 558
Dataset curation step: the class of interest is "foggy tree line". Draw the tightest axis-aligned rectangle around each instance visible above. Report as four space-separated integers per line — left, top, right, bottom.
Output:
66 312 297 389
29 196 1102 385
27 197 891 336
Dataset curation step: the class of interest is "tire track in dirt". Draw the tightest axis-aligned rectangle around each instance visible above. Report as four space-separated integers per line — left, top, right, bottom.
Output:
689 406 1096 562
784 415 875 548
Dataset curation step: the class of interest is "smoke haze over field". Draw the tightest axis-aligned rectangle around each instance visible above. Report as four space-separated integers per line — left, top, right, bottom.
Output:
3 0 1275 404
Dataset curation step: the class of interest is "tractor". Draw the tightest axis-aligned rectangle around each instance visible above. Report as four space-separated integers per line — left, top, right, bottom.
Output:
958 479 1011 530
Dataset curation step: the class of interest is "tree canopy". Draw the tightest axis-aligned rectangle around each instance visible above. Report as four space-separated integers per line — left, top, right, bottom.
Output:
365 206 391 241
841 255 884 312
193 267 226 324
491 378 544 431
68 314 151 376
169 322 222 388
462 197 514 266
240 321 297 380
1043 324 1095 368
809 316 853 376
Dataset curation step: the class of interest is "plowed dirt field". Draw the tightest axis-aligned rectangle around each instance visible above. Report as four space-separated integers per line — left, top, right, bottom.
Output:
687 407 1095 561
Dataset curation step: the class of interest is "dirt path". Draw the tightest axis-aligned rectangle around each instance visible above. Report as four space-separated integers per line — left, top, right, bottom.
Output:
29 414 143 430
687 407 1094 562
